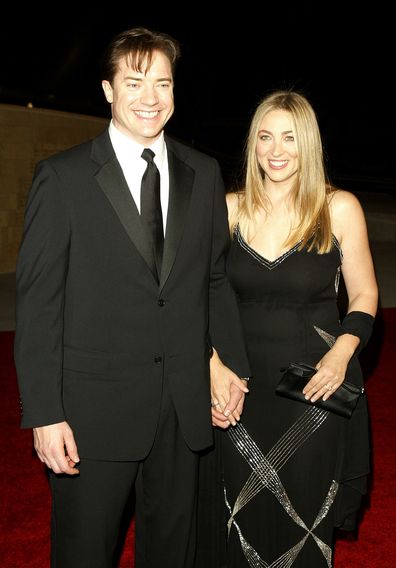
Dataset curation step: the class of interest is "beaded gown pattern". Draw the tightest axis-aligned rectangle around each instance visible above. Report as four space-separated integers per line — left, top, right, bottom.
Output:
221 226 370 568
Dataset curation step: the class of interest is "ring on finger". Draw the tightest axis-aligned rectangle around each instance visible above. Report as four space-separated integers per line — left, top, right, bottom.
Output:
325 383 333 391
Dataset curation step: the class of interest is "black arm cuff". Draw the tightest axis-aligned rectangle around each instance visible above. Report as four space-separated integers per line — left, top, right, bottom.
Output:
340 310 375 354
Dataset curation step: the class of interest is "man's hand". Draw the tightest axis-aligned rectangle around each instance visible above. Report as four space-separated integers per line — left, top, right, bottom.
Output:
33 421 80 475
211 381 248 428
210 348 249 428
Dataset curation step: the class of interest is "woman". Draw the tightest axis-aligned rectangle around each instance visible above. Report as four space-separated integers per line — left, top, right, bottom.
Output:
210 90 378 567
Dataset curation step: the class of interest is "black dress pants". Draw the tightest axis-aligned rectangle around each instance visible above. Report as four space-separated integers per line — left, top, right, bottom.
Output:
49 381 200 568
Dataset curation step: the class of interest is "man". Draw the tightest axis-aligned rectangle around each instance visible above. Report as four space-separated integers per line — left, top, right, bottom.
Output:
14 27 250 567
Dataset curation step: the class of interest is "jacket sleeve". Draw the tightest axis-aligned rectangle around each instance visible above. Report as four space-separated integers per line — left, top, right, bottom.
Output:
208 161 251 377
14 160 70 428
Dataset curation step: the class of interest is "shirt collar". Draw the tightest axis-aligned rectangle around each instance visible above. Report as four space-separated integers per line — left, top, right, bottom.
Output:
109 121 165 167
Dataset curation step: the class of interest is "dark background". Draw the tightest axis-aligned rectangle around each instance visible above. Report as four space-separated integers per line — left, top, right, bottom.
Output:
1 5 393 192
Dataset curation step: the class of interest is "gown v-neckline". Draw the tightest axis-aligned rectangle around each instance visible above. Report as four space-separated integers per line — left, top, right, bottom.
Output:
235 224 303 270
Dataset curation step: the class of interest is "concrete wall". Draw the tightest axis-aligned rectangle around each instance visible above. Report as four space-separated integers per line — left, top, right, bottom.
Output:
0 104 108 273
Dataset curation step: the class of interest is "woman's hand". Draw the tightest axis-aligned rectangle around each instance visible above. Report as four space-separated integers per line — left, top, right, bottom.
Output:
302 334 359 402
210 348 249 428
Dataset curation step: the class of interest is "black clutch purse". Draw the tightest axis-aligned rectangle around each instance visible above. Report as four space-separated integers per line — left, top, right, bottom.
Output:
275 362 364 418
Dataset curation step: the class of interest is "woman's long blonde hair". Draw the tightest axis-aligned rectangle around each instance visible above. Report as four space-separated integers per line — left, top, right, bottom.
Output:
231 90 333 253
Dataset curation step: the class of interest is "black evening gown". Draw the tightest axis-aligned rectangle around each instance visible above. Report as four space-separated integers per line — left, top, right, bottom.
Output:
211 226 370 568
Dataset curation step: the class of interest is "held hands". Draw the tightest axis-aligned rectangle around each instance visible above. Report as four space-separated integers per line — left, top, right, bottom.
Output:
210 348 249 429
302 334 359 403
33 421 80 475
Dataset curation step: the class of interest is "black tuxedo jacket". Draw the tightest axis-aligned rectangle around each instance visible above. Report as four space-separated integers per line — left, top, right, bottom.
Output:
14 129 250 461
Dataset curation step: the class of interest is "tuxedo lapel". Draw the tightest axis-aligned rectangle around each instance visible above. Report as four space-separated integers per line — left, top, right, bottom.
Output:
160 145 194 290
91 132 195 289
92 134 158 280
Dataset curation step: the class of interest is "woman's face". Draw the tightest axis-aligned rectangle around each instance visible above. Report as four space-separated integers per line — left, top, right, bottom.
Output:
256 109 299 184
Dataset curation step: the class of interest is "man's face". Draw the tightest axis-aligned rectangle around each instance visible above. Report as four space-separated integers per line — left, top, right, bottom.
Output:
102 50 174 145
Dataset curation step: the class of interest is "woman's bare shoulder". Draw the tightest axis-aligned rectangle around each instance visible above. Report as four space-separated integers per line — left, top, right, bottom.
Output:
328 188 363 215
328 188 367 241
226 190 243 214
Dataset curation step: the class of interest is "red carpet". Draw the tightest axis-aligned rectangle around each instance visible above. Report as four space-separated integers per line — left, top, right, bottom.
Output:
1 309 395 567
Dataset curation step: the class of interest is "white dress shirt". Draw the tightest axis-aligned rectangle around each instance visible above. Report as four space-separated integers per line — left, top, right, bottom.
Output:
108 121 169 232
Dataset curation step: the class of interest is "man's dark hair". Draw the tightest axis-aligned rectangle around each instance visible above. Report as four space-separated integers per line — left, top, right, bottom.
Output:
101 27 181 83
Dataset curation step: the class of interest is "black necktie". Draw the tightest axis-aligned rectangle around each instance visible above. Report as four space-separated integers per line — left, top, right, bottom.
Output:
140 148 164 279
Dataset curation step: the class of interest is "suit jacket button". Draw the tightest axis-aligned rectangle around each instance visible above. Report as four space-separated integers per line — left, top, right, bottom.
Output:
158 299 165 307
154 356 162 364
